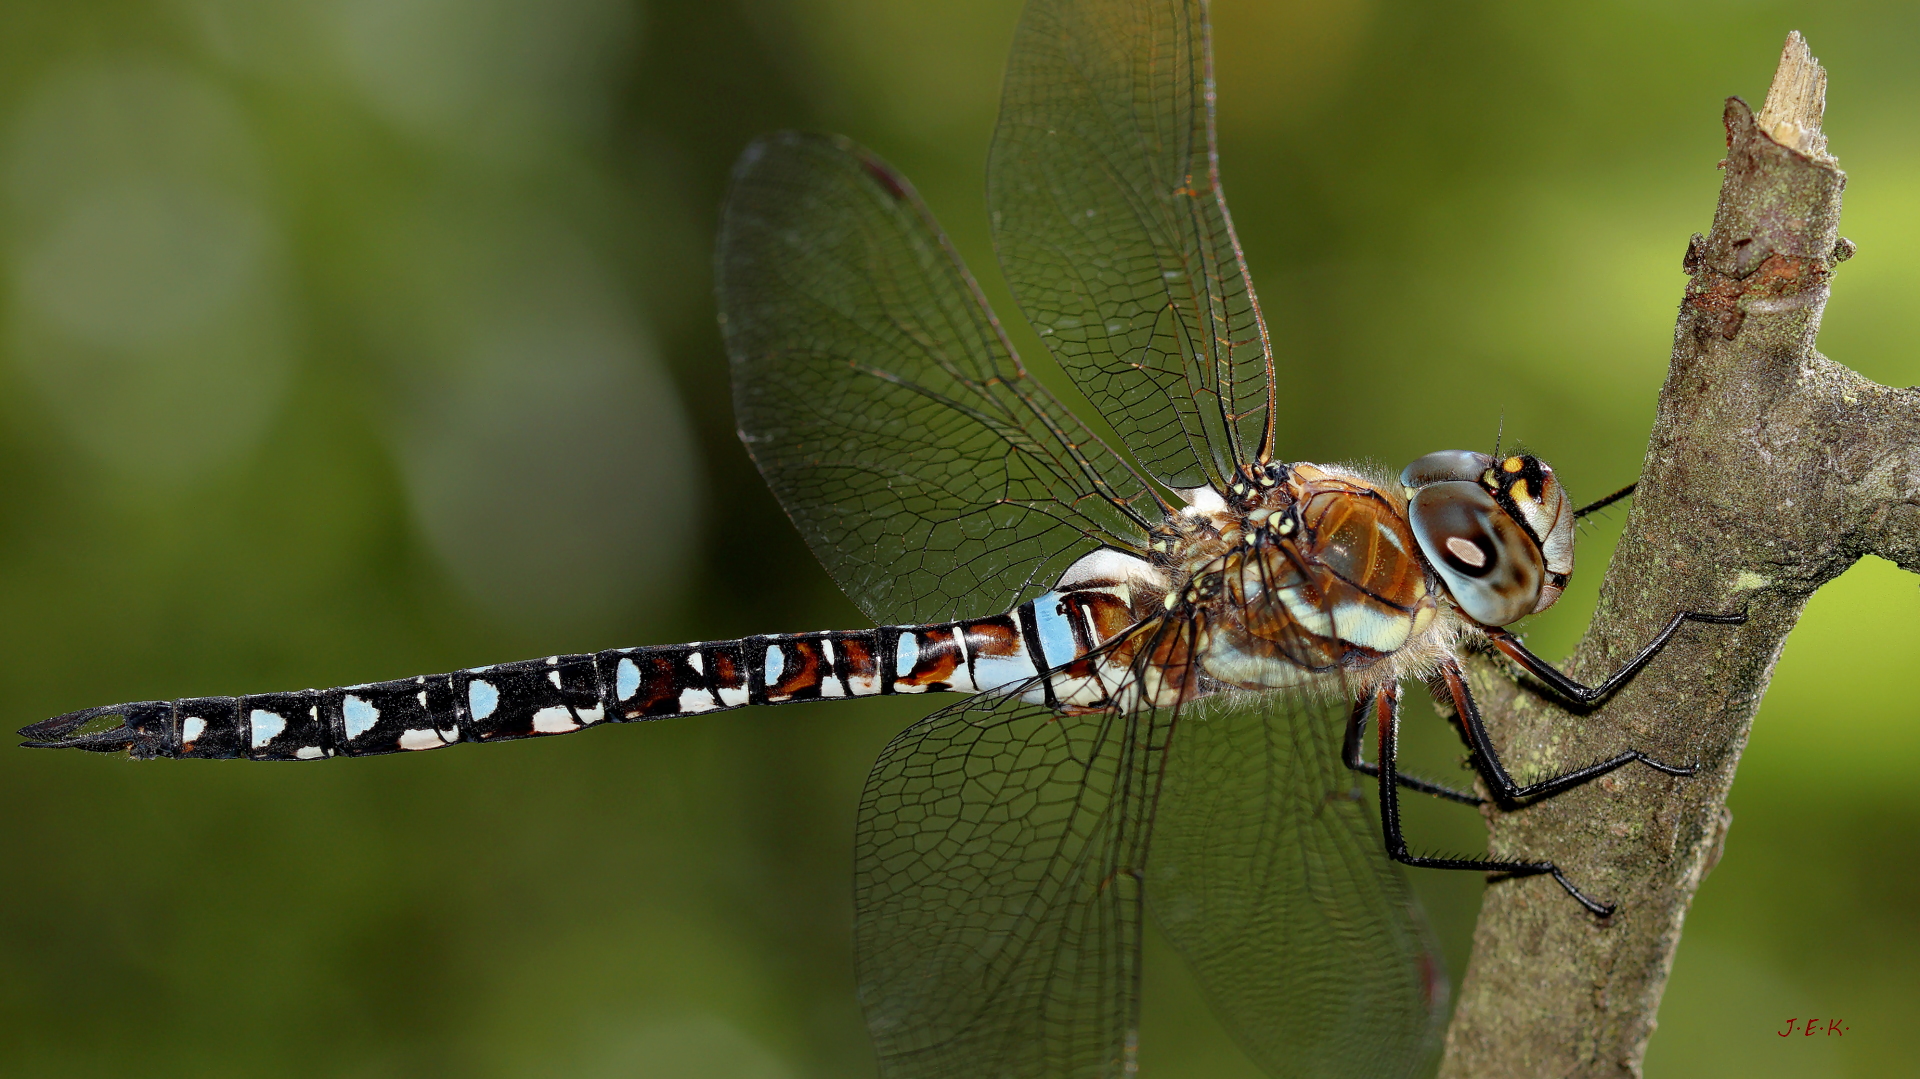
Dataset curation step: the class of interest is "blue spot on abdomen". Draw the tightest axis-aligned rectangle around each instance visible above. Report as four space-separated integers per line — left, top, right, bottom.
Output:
343 695 378 738
468 680 499 720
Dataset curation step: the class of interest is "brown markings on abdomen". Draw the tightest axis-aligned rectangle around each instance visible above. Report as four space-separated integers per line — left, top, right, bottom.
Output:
962 615 1022 659
898 627 963 690
710 644 747 699
768 640 827 702
1068 590 1137 647
839 634 879 694
626 651 697 718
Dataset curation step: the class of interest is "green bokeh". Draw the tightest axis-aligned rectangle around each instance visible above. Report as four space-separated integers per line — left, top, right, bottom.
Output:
0 1 1914 1076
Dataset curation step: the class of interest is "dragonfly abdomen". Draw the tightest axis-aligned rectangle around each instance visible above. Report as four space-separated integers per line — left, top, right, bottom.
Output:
21 587 1138 761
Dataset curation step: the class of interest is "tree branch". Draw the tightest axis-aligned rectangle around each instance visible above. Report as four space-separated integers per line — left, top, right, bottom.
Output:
1439 32 1920 1078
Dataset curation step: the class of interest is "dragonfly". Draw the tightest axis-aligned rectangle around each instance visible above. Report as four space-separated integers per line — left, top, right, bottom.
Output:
20 0 1743 1076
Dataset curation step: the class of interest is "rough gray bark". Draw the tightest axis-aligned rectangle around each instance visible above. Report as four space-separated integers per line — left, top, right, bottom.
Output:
1439 34 1920 1078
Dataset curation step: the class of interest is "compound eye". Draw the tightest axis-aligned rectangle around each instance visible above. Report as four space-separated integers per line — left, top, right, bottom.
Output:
1408 481 1544 627
1400 450 1496 489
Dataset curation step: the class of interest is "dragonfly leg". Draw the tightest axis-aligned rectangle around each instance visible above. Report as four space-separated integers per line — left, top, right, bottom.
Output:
1342 695 1482 806
1483 608 1746 707
1372 684 1615 917
1437 660 1697 806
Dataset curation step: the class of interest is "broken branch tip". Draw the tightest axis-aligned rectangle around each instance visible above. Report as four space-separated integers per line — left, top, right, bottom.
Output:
1758 31 1830 159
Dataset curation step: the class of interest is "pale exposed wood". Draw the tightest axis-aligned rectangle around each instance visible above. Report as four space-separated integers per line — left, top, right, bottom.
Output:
1757 31 1829 159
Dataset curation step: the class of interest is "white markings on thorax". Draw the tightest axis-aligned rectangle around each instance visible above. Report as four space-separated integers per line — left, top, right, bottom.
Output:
1329 601 1413 655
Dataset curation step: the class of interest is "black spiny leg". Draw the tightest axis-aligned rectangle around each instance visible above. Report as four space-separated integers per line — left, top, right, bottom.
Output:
1484 609 1747 708
1342 695 1482 806
1572 481 1637 519
1437 660 1696 806
1372 683 1614 917
1427 608 1746 805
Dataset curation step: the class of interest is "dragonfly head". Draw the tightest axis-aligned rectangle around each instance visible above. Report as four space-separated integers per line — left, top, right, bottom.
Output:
1399 450 1574 626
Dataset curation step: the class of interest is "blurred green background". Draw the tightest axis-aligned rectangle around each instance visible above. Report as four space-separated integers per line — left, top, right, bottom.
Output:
0 0 1914 1076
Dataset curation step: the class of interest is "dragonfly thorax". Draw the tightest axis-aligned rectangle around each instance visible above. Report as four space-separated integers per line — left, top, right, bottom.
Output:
1154 464 1450 697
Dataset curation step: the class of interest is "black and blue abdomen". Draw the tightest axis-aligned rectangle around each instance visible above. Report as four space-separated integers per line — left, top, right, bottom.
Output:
22 581 1144 761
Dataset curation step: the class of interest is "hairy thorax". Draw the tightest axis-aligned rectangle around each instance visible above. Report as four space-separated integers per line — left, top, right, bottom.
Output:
1147 463 1469 705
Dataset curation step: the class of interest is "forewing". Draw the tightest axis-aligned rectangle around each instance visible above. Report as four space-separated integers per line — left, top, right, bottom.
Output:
1150 689 1447 1078
989 0 1275 490
718 132 1157 626
854 632 1187 1079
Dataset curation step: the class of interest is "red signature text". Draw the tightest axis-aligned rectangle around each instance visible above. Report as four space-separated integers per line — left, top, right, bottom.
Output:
1777 1018 1847 1037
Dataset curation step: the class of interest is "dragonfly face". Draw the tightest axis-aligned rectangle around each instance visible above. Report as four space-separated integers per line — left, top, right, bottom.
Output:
1403 449 1576 627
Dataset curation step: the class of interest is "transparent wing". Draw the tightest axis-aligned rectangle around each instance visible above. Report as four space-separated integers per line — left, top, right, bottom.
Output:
989 0 1275 490
1149 690 1447 1079
718 132 1160 626
854 619 1196 1079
